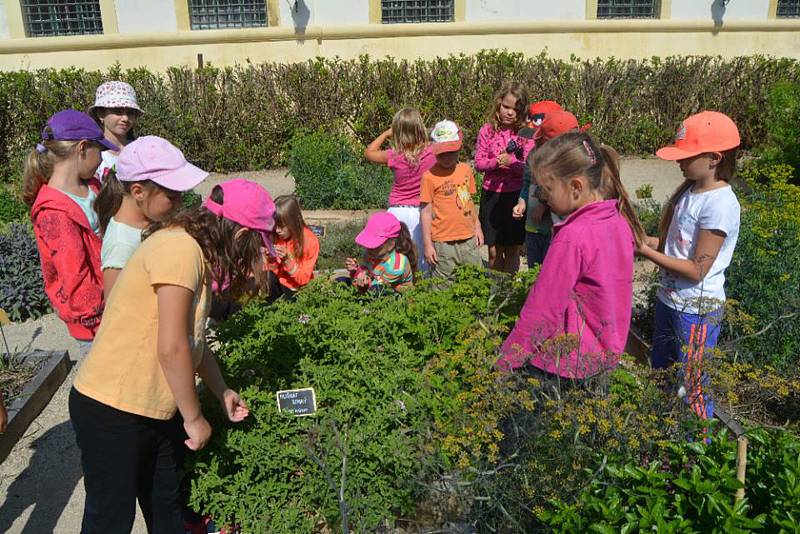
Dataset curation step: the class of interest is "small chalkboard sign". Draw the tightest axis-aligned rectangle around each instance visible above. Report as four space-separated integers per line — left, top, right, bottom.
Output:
308 224 326 238
276 387 317 416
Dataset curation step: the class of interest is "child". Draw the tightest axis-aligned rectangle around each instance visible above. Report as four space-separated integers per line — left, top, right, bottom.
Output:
345 212 416 293
364 108 435 270
637 111 741 421
70 179 272 533
497 132 645 379
23 109 119 355
267 195 320 301
474 81 534 273
94 135 209 298
512 109 582 267
89 81 143 182
419 120 484 278
526 99 562 129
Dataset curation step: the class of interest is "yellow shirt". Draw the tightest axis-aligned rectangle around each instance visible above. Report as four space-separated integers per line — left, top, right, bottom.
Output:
74 229 211 420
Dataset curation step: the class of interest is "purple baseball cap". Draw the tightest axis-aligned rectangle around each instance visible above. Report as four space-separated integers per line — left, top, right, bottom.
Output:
203 179 276 251
43 109 118 151
355 211 401 249
116 136 208 192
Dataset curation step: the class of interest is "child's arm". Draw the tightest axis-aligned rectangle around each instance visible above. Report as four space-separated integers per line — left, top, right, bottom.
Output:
364 128 392 164
474 125 499 172
103 269 121 300
419 202 438 266
637 229 726 283
155 284 210 451
514 153 534 219
196 345 249 423
474 212 484 247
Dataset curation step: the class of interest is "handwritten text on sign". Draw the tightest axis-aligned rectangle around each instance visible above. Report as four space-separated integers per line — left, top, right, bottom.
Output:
276 387 317 416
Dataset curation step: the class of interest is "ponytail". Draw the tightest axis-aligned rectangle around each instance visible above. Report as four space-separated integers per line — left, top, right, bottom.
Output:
598 144 646 247
22 138 80 207
94 169 126 234
395 222 418 275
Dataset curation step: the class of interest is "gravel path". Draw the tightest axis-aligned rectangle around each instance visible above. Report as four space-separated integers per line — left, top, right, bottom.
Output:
0 159 681 532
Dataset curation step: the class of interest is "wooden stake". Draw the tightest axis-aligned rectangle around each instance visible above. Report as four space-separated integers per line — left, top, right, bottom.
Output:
735 436 748 502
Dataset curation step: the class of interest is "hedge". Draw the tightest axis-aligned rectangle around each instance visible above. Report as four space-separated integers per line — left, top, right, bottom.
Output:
1 52 799 188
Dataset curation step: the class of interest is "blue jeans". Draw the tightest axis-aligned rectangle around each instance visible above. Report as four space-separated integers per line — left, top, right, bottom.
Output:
652 299 723 420
525 231 550 267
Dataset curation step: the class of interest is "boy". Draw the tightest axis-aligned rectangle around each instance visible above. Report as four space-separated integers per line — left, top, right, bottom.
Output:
420 120 484 278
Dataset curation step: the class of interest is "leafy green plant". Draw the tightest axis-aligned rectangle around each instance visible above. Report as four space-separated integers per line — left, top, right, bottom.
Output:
635 183 654 199
181 189 202 210
0 222 50 322
757 80 800 183
0 187 27 225
315 218 366 271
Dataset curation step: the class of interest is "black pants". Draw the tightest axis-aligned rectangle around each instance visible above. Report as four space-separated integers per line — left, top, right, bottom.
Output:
266 271 297 304
69 388 184 534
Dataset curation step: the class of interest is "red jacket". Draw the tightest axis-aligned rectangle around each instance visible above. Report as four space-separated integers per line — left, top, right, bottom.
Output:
31 184 104 340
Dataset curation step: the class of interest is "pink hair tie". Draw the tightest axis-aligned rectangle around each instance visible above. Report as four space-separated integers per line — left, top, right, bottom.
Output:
583 140 597 166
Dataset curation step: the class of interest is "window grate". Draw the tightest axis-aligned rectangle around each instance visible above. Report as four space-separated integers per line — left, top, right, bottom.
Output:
22 0 103 37
381 0 454 24
188 0 267 30
777 0 800 17
597 0 659 19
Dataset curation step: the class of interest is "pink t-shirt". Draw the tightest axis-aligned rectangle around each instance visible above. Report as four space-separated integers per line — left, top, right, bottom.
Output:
386 145 436 206
473 123 534 193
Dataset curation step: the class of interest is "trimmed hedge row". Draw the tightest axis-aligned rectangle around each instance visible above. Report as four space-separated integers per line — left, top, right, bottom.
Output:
1 52 799 187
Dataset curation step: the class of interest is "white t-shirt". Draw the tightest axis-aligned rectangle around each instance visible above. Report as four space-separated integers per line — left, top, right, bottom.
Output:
94 151 118 182
657 184 740 315
101 217 143 270
64 189 100 236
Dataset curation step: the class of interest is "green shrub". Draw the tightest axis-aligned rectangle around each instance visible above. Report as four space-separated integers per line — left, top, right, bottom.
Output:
757 80 800 182
181 189 202 210
1 54 798 188
289 129 392 210
0 187 27 225
315 218 366 271
0 222 50 321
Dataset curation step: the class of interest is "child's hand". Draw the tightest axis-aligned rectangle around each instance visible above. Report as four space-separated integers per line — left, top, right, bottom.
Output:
424 244 438 266
222 389 249 423
475 228 485 248
354 269 370 288
512 199 526 219
496 152 510 169
345 257 359 272
184 415 212 451
273 245 287 260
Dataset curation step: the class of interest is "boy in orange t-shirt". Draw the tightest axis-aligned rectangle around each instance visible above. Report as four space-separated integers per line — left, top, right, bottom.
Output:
420 120 484 278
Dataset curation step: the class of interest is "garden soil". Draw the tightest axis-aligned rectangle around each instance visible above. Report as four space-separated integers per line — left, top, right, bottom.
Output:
0 158 682 532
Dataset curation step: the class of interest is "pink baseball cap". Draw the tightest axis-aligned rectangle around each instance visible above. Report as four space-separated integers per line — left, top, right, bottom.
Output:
203 179 276 250
116 136 208 191
355 211 401 249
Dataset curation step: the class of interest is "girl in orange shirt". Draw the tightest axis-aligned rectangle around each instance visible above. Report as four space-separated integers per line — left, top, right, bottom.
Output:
266 195 320 301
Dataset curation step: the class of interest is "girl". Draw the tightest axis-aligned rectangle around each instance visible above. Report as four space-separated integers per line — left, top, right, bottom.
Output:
70 179 272 533
266 195 320 301
89 80 143 182
364 108 435 270
475 82 535 274
637 111 741 421
497 132 645 379
94 135 208 298
345 211 417 293
24 109 119 355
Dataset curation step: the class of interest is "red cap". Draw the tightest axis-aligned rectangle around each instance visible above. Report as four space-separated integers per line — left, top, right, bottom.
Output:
534 110 580 141
656 111 741 161
528 100 562 118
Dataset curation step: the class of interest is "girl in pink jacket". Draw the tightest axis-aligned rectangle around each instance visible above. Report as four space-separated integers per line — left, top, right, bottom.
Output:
497 132 644 379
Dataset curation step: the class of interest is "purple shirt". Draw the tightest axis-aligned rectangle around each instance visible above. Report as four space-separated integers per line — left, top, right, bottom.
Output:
497 200 634 379
386 146 436 206
474 123 534 193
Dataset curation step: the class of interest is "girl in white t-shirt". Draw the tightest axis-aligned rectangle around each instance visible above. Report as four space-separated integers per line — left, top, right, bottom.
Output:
89 81 143 182
94 136 208 298
637 111 741 423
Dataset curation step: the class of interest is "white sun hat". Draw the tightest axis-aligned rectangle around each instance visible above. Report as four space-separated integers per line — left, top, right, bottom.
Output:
89 81 143 114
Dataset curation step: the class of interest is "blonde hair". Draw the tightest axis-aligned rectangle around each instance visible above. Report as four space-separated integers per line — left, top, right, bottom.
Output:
22 139 82 207
487 81 529 132
532 132 645 246
389 108 427 167
657 148 739 251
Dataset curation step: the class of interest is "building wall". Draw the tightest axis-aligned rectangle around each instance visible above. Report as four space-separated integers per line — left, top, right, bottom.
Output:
0 0 797 72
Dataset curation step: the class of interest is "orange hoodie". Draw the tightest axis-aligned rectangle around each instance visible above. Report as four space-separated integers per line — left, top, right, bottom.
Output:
267 226 320 290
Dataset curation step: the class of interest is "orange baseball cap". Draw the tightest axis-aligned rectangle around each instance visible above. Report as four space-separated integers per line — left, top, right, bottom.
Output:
534 110 580 141
656 111 740 161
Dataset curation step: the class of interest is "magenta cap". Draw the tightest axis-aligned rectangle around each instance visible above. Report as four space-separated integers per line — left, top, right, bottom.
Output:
355 211 401 249
203 179 276 251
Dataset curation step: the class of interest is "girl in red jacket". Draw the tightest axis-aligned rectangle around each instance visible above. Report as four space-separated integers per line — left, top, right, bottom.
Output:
23 109 118 356
266 195 320 301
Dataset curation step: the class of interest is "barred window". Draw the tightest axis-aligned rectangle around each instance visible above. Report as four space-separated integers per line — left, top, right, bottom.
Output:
188 0 267 30
777 0 800 18
22 0 103 37
597 0 660 19
381 0 454 24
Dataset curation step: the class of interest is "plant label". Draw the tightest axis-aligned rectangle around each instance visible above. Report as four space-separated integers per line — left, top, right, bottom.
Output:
308 224 326 238
276 387 317 416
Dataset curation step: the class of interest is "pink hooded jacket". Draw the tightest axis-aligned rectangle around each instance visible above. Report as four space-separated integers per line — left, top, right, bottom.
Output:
497 199 634 378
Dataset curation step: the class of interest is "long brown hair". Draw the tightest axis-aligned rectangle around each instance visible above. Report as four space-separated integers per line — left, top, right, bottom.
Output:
532 132 645 246
143 185 267 299
22 138 81 206
389 108 427 167
487 81 529 132
395 222 418 275
273 195 306 259
93 169 160 234
90 107 138 142
656 148 739 251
